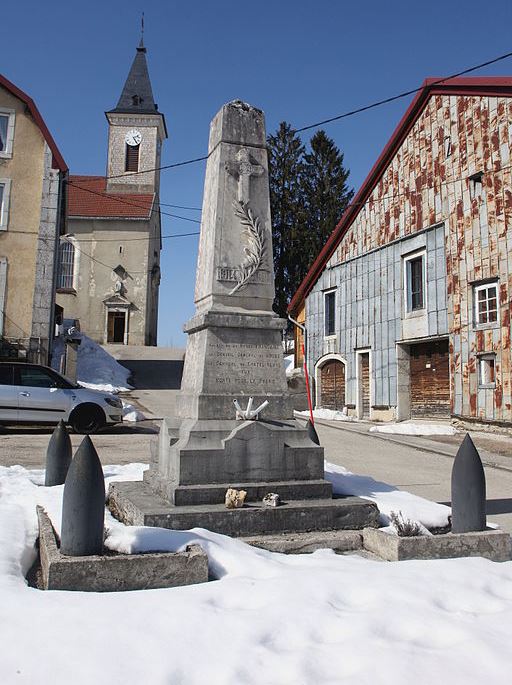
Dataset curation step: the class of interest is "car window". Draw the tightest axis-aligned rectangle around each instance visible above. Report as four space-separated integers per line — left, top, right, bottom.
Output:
19 368 56 388
0 365 13 385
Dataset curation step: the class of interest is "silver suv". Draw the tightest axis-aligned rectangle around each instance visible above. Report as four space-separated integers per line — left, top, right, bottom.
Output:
0 362 123 433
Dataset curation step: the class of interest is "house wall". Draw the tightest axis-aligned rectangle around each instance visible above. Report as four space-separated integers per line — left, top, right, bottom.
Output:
0 84 62 361
56 213 159 345
308 224 447 419
305 93 512 423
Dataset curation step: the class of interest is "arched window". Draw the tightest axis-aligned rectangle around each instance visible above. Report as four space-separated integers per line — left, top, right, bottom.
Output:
57 240 75 290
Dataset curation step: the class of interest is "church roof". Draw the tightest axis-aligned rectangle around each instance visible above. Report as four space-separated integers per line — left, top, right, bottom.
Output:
67 176 154 219
108 44 159 115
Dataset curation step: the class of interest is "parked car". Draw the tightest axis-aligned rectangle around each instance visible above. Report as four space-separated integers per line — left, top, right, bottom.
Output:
0 362 123 433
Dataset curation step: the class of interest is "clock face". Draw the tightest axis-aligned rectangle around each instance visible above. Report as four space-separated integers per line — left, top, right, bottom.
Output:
125 129 142 146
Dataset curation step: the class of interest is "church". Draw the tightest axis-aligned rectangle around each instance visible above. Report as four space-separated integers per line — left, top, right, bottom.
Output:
56 40 166 346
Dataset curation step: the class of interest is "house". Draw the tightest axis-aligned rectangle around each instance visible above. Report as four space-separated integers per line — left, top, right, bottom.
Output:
289 77 512 426
0 73 68 364
56 39 166 346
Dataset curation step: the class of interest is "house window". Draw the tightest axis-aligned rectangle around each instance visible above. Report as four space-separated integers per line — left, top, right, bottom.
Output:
444 136 452 157
474 282 498 326
57 240 76 290
479 354 496 387
324 290 336 337
0 109 15 157
125 144 139 172
404 251 425 312
0 179 11 230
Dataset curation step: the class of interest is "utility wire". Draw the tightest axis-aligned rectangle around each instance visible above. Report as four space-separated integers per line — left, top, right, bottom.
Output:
63 49 512 181
59 162 512 244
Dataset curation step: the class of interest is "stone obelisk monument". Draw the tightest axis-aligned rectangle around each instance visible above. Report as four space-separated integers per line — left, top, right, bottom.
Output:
109 101 378 537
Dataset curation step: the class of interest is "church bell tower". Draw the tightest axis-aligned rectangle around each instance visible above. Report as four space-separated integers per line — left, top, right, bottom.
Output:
105 39 167 194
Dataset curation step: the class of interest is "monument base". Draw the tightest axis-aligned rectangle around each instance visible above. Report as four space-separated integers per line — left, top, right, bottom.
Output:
108 480 380 538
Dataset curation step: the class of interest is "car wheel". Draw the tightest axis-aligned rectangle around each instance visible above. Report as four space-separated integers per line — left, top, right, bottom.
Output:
69 404 106 434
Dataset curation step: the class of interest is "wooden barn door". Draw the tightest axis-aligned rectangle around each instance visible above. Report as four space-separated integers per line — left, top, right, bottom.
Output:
359 353 370 418
320 360 345 410
409 340 450 418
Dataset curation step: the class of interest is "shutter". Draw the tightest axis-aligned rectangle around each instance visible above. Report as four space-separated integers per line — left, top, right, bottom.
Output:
0 257 7 335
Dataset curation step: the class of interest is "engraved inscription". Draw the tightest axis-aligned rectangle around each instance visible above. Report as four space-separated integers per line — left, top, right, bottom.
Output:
206 341 284 388
216 266 270 284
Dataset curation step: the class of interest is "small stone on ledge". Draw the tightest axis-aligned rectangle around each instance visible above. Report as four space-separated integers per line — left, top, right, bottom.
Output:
262 493 281 507
225 488 247 509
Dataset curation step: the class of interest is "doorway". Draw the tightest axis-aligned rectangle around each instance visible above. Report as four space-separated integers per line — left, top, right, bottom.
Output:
319 359 346 410
107 310 127 344
357 350 371 419
409 340 450 418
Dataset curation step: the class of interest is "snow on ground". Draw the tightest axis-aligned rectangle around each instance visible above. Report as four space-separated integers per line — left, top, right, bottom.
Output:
283 353 295 376
297 408 354 422
52 333 132 393
325 462 450 529
370 422 457 436
1 463 512 684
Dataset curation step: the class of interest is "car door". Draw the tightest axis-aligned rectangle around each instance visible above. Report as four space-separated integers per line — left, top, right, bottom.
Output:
0 364 18 422
16 366 73 423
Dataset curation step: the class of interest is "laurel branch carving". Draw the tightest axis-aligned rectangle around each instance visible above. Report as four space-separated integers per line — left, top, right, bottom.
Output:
229 200 266 294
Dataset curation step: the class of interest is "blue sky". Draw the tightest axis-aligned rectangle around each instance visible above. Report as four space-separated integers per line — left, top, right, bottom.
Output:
3 0 512 345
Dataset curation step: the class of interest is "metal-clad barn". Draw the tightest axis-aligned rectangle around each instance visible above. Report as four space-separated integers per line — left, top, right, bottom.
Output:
289 77 512 425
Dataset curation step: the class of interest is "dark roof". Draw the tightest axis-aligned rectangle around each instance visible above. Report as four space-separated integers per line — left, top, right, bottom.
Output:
0 73 67 172
109 43 158 115
67 175 154 218
288 76 512 315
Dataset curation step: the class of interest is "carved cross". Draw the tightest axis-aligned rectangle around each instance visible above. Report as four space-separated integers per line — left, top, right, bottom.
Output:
229 148 264 202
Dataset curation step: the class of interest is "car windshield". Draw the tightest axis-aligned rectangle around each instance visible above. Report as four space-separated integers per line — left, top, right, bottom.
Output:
52 370 80 389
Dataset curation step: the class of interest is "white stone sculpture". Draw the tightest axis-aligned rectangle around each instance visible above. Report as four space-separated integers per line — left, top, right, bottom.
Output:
233 397 269 420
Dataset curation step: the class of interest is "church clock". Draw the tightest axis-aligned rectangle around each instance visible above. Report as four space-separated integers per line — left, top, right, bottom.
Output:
125 129 142 146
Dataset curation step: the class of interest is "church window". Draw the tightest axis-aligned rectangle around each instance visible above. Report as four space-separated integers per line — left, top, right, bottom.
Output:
57 239 76 290
125 143 140 172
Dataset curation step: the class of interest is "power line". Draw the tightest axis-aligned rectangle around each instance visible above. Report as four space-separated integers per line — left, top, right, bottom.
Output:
64 49 512 181
69 230 200 243
293 51 512 133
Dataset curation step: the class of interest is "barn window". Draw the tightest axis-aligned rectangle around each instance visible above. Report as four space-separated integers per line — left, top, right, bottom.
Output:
324 290 336 337
469 171 484 200
404 251 425 312
57 239 76 290
478 354 496 387
474 282 498 326
125 143 140 172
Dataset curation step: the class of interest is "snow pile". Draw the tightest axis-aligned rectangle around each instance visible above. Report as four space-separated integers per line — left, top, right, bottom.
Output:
283 354 295 376
121 400 146 423
52 332 132 393
370 423 457 436
1 464 512 684
325 462 451 529
297 408 354 422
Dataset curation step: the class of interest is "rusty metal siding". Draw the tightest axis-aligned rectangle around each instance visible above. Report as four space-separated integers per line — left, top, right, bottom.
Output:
306 92 512 423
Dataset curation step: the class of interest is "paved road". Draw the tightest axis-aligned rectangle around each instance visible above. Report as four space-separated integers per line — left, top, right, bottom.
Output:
107 345 185 419
305 418 512 534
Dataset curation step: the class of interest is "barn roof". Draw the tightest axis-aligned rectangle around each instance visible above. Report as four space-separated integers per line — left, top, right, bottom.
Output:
288 76 512 315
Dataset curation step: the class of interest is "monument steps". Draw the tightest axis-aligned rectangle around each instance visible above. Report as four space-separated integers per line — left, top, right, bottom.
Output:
109 481 380 538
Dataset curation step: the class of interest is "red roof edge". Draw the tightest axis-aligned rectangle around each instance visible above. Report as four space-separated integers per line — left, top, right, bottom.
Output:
0 73 68 172
288 76 512 315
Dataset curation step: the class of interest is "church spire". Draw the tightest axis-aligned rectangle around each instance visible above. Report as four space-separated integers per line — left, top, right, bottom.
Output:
109 36 158 114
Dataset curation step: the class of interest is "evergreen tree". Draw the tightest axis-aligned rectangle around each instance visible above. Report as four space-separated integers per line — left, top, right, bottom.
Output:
301 130 353 263
267 122 305 318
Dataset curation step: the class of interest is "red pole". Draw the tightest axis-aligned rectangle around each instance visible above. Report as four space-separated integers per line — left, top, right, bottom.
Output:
302 342 314 425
